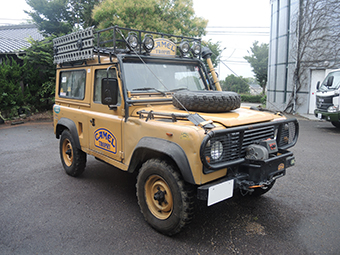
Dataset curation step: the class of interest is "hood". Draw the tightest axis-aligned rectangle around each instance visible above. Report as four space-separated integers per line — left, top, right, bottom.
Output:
131 105 275 127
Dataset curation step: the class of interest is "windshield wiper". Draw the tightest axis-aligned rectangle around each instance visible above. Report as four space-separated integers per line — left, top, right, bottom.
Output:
132 87 166 95
169 87 188 92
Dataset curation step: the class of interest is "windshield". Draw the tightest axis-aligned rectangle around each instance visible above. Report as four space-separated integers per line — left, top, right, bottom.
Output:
319 71 340 91
123 62 207 92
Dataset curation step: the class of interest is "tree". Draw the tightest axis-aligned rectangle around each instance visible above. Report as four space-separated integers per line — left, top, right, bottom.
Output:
25 0 99 36
20 37 56 110
220 74 250 94
284 0 340 113
244 41 268 94
0 58 24 114
0 37 56 117
92 0 207 37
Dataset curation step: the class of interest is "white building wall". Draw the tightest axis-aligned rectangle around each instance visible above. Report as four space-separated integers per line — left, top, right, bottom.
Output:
268 0 300 112
268 0 340 114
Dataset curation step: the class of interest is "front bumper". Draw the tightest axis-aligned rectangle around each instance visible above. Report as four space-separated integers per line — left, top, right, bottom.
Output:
197 149 295 206
314 109 340 122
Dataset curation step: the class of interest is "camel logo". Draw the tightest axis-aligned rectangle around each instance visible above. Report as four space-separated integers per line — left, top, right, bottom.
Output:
94 128 117 154
151 38 176 57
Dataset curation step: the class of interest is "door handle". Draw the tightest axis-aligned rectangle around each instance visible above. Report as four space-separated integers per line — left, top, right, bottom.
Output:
90 118 95 126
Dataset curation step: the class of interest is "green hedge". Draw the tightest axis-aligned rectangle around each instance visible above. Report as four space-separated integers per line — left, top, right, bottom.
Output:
240 94 266 105
0 38 55 119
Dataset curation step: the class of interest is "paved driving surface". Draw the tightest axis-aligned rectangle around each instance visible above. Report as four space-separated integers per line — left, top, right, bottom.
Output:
0 119 339 254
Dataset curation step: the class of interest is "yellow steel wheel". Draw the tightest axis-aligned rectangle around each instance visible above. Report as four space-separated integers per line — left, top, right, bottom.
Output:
62 138 73 167
59 129 86 177
145 175 173 220
136 159 194 236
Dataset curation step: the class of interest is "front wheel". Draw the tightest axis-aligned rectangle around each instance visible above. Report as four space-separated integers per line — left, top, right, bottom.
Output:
136 159 194 236
60 129 86 177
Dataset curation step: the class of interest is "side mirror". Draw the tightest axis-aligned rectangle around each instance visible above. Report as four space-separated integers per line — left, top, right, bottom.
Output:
327 76 334 87
316 81 320 90
101 78 118 106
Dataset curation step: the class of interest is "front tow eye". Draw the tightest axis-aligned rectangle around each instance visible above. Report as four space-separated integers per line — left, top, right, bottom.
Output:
154 188 167 205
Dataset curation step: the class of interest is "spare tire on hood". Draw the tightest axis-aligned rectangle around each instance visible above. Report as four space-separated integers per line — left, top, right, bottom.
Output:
172 91 241 113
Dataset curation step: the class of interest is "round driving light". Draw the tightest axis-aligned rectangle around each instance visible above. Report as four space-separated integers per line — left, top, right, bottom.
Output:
126 32 138 50
142 35 154 53
191 42 201 56
211 141 223 160
179 41 190 55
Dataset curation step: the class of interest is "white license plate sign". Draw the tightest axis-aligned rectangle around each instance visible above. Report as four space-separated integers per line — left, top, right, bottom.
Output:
207 179 234 206
318 113 322 119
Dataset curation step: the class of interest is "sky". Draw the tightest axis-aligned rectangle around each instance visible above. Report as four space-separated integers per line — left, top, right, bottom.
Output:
0 0 271 79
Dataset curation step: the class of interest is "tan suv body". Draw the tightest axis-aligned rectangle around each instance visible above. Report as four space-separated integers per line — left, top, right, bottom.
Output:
53 27 299 235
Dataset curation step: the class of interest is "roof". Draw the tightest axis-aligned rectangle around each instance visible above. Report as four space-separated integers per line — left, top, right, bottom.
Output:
0 24 44 54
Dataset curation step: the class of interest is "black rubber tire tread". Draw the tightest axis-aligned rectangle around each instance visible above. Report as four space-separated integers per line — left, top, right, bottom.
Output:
331 121 340 128
248 180 276 197
173 90 241 112
60 129 86 177
136 159 195 236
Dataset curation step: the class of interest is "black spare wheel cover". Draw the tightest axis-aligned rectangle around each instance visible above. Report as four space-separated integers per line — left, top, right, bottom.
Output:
172 91 241 112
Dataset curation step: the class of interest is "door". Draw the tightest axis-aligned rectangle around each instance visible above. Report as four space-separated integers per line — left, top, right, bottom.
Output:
309 70 325 114
88 67 123 162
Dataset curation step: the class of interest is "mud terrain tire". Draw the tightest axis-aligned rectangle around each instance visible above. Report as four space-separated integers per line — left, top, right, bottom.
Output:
60 129 86 177
136 159 195 236
173 91 241 112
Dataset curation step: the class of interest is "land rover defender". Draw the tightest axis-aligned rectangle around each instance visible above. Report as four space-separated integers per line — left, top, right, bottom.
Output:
53 26 299 235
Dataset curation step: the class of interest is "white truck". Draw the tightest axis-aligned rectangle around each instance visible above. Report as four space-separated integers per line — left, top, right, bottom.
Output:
314 69 340 128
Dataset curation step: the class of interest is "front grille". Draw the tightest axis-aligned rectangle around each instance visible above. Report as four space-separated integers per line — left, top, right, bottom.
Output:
200 119 299 171
316 95 333 111
242 126 275 153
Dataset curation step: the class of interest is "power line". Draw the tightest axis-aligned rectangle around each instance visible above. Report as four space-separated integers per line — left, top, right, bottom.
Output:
0 18 29 21
207 26 270 29
207 32 269 36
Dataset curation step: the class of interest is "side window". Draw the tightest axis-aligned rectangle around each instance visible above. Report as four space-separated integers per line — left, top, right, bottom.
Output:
94 69 120 104
59 70 86 99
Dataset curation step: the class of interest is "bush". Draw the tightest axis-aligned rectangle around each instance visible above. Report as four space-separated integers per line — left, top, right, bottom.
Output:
0 38 56 119
0 57 25 116
240 94 263 103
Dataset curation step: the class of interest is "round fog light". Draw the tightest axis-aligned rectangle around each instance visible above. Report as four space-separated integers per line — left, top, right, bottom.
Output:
191 42 201 57
142 35 154 53
179 41 190 55
127 32 138 50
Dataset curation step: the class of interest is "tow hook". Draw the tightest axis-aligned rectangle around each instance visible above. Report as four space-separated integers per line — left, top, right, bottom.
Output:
248 184 264 189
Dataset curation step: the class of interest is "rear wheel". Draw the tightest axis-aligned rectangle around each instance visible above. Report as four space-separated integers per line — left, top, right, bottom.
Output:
136 159 194 236
60 129 86 177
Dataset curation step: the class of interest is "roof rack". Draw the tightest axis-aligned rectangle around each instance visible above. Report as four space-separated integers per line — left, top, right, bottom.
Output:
53 26 202 65
53 27 95 64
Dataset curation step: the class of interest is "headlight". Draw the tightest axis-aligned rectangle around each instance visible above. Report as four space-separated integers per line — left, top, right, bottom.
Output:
211 141 223 160
277 120 299 150
327 105 339 113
